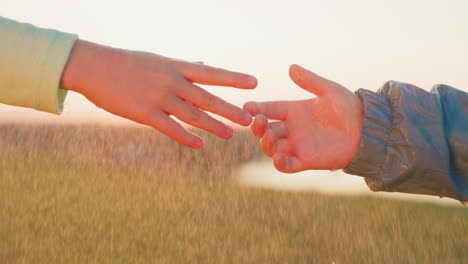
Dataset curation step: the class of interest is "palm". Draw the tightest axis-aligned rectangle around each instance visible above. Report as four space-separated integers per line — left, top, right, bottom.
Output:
244 64 363 173
285 93 360 170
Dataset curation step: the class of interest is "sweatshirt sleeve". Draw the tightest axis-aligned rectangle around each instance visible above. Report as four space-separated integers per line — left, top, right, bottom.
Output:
343 81 468 204
0 17 78 114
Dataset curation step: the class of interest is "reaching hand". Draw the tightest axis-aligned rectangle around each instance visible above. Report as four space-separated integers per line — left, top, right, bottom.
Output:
243 64 363 173
60 40 258 149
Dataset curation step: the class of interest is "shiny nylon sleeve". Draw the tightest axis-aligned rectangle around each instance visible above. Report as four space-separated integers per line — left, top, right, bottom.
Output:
344 81 468 203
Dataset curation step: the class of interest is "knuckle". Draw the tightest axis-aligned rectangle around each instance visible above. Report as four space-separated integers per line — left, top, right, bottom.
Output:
197 66 212 77
187 109 204 124
167 76 180 88
142 109 155 121
135 105 157 123
206 65 220 74
157 74 179 90
156 92 174 106
201 93 217 109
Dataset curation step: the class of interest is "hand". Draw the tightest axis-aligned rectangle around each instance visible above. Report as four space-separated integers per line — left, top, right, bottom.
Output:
243 64 363 173
61 40 258 149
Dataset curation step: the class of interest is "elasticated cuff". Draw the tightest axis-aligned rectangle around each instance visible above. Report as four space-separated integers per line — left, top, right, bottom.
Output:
343 88 392 179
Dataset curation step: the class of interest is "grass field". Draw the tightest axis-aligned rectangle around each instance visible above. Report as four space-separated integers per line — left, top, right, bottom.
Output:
0 124 467 263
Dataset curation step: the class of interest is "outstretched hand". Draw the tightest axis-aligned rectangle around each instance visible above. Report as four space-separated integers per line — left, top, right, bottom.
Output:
243 64 363 173
61 40 257 149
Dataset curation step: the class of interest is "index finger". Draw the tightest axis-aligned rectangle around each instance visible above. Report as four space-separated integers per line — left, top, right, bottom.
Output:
243 101 291 121
176 61 258 89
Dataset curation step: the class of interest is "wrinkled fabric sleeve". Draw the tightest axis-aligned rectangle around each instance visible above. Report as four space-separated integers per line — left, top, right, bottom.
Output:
0 17 78 114
343 81 468 203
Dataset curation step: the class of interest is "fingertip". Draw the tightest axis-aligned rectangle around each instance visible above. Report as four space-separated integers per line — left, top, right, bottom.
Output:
250 123 259 139
246 76 258 89
288 64 302 77
273 153 303 173
234 75 258 89
191 137 204 149
288 64 305 84
250 122 257 137
288 64 326 97
222 125 234 139
260 129 277 157
255 114 268 123
254 114 268 130
273 152 290 173
243 101 258 115
239 111 253 126
251 114 268 138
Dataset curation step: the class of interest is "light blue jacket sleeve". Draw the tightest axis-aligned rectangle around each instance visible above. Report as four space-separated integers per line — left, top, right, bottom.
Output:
344 82 468 204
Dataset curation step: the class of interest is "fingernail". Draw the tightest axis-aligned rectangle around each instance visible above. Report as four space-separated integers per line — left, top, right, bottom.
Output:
247 76 257 87
255 114 266 122
193 138 204 149
241 111 252 126
224 125 234 138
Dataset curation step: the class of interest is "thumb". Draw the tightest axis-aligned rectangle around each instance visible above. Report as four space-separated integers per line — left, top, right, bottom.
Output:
288 64 337 97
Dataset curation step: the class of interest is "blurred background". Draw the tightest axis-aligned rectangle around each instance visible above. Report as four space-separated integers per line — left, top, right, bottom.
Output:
1 1 468 262
1 0 467 124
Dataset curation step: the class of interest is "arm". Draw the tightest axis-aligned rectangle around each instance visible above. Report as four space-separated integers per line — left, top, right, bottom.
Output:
1 17 258 149
244 64 467 203
344 82 468 203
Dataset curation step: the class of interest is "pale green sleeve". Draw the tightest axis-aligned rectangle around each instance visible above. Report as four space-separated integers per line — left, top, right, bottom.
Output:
0 17 78 114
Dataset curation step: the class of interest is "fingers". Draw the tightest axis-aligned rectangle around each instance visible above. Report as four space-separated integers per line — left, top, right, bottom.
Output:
289 64 338 97
260 130 277 157
268 121 288 138
243 101 290 120
252 115 288 139
164 97 234 139
179 82 252 126
251 114 300 172
259 128 290 157
252 114 289 157
143 109 204 149
273 152 304 173
260 131 303 173
251 114 268 139
273 139 290 155
177 61 258 89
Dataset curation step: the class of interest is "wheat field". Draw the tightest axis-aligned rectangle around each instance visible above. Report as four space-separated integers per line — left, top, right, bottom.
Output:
0 124 466 263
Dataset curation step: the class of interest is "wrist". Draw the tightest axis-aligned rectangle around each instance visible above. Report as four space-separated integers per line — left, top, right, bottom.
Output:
352 97 364 162
60 40 113 95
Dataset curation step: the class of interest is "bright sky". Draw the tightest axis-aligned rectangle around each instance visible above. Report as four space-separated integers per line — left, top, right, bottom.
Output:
1 0 468 124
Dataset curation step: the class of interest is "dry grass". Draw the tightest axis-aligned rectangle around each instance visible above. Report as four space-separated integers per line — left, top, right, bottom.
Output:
0 124 467 263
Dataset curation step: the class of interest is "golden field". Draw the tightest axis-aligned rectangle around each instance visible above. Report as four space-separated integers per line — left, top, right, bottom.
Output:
0 124 466 263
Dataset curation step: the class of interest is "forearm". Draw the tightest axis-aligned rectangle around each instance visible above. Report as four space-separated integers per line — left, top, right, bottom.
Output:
0 17 78 114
